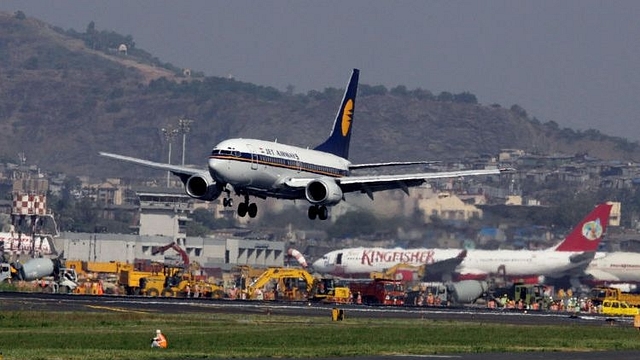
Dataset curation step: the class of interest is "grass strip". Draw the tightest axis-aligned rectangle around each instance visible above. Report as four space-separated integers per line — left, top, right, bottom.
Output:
0 310 638 359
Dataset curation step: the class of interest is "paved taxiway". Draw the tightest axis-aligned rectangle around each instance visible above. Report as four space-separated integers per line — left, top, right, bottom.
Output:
1 292 639 360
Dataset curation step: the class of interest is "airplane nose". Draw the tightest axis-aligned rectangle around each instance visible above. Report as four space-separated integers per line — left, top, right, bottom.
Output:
311 258 326 272
208 158 223 179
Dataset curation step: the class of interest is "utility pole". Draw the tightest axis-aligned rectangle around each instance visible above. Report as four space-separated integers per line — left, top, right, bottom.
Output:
177 118 193 166
161 126 178 187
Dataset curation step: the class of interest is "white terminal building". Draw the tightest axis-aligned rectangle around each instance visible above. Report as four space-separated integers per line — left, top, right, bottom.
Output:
53 188 285 271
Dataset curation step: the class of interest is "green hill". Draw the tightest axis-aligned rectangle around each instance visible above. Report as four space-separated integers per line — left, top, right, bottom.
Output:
1 12 639 179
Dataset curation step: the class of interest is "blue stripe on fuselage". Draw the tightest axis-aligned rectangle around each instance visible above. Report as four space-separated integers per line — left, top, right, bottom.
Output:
210 153 348 177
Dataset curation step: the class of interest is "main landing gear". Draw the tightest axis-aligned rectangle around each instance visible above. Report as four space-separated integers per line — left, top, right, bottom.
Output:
308 205 328 221
222 194 257 218
237 195 257 218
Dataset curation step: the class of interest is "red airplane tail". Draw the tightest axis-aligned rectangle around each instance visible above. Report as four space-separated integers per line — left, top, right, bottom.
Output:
553 203 613 252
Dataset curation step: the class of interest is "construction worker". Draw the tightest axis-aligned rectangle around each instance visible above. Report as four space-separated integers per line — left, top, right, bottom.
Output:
151 329 168 348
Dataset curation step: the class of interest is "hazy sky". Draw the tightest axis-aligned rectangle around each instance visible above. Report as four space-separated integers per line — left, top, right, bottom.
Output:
3 0 640 140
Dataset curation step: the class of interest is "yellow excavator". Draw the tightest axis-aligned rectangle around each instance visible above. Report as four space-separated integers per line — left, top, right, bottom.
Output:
309 277 352 304
241 267 351 303
243 267 314 301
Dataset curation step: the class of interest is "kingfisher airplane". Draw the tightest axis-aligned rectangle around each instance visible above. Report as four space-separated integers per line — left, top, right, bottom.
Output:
100 69 509 220
583 251 640 285
312 203 613 281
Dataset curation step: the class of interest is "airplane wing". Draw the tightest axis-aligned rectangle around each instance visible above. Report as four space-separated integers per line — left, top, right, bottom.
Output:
569 251 596 264
338 168 511 198
349 161 439 170
99 152 203 182
422 250 468 282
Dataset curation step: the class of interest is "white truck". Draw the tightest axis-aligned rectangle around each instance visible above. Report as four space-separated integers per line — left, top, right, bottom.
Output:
0 258 78 293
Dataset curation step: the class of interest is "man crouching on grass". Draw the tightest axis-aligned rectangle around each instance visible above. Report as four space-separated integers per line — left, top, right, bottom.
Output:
151 329 167 348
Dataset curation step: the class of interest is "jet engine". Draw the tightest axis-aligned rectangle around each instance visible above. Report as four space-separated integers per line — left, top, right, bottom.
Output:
185 172 223 201
305 178 343 206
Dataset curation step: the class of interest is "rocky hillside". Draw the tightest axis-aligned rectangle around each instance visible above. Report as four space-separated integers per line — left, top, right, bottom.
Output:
1 12 639 179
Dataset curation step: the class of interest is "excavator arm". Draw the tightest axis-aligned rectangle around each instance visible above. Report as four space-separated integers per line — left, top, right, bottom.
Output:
152 242 190 267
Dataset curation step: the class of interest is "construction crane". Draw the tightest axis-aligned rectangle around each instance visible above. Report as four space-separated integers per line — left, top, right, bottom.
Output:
152 242 190 267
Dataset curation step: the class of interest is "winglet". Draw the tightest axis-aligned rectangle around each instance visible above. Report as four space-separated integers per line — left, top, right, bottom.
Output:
313 68 359 159
553 203 613 252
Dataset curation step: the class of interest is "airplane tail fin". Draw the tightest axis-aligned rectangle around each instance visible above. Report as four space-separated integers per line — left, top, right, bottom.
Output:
553 203 613 252
313 68 359 159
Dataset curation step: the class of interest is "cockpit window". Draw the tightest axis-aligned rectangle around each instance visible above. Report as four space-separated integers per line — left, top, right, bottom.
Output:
211 149 236 156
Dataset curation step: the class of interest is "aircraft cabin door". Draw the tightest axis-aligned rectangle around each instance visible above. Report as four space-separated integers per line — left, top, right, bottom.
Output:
247 144 258 170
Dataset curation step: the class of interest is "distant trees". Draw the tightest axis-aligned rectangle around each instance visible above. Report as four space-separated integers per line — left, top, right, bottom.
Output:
79 21 135 53
14 10 26 20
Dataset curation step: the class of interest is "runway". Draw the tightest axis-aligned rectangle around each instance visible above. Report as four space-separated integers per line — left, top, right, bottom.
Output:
1 291 639 360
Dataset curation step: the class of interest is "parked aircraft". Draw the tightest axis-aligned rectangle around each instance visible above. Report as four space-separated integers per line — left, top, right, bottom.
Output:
312 203 613 282
100 69 509 220
583 251 640 284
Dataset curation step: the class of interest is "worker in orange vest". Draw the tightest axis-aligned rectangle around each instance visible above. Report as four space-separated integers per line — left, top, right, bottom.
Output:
151 329 168 348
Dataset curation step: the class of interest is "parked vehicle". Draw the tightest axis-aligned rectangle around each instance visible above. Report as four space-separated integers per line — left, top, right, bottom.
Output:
600 299 640 317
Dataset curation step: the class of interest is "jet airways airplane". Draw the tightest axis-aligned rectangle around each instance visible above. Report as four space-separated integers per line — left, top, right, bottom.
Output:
312 203 613 282
100 69 509 220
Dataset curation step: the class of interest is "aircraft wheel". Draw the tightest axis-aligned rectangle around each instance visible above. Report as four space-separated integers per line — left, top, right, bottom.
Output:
238 202 248 217
248 203 258 218
318 206 328 220
308 206 317 220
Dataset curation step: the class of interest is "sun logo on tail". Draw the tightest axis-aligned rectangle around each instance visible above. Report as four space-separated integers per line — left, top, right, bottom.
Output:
341 99 354 136
582 219 603 241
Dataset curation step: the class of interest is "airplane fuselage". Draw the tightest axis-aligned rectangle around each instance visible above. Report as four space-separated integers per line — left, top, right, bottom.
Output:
208 138 350 199
313 247 592 281
585 252 640 283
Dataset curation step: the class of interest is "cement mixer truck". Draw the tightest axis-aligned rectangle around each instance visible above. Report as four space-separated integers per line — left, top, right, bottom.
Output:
0 258 78 293
406 280 489 306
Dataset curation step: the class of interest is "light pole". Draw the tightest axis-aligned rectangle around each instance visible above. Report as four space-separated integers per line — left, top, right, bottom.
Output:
177 118 193 166
161 127 179 187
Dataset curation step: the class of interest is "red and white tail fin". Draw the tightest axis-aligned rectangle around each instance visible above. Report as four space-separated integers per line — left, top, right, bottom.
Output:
552 203 613 252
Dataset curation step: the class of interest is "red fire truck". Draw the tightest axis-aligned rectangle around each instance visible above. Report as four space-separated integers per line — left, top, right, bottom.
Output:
349 278 405 306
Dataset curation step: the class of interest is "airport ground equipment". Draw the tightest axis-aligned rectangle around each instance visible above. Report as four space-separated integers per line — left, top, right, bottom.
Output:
370 263 425 283
243 267 316 301
309 277 352 304
0 258 78 293
590 287 640 307
601 299 640 316
349 278 405 305
152 241 191 267
406 280 489 306
118 262 163 295
139 265 225 298
491 283 551 309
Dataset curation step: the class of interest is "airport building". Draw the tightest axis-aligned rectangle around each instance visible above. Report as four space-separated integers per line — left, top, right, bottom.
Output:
51 187 286 271
54 232 285 271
